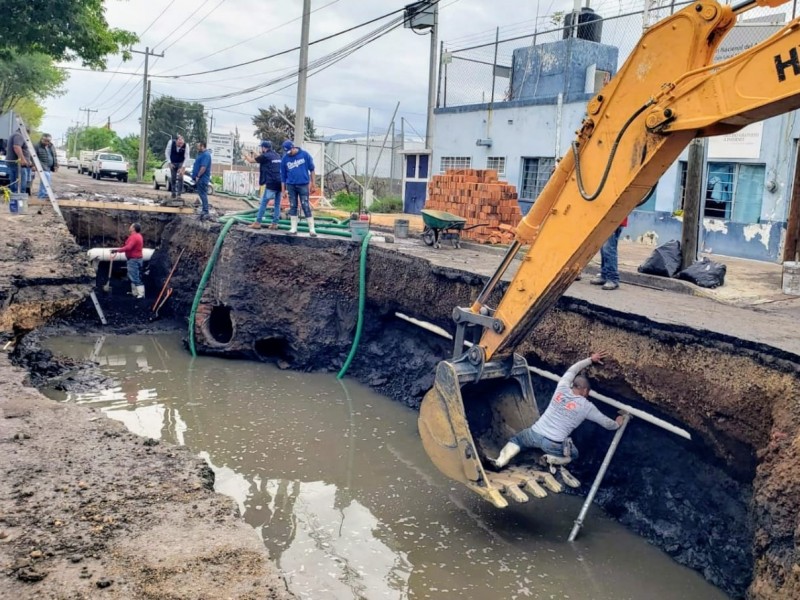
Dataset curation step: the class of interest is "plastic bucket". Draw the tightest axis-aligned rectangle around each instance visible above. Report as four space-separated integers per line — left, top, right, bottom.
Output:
782 261 800 295
394 219 409 239
350 220 369 242
9 193 26 214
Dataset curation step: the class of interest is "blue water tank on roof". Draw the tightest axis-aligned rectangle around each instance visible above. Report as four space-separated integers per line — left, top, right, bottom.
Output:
563 7 603 43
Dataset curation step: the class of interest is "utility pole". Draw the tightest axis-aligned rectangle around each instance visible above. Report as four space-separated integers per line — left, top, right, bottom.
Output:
425 0 439 150
79 107 98 127
681 138 706 270
294 0 311 145
132 46 164 182
365 107 371 181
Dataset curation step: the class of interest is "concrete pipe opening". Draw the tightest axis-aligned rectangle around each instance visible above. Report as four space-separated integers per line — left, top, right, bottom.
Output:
253 337 292 363
203 304 235 347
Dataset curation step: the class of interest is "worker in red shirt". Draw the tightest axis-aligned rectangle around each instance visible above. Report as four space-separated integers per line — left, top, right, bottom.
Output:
112 223 145 298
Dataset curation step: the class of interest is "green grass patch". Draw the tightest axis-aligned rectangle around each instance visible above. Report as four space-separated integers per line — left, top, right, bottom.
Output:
332 191 360 212
368 195 403 213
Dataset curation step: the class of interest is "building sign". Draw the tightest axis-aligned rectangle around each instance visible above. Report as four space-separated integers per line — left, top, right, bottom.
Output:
707 121 764 159
208 132 233 165
714 14 784 62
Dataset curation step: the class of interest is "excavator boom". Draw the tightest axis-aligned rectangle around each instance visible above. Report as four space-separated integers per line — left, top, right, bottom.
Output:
420 0 800 506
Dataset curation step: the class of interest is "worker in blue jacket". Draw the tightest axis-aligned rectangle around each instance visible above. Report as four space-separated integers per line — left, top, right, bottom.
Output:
280 140 317 236
191 141 213 220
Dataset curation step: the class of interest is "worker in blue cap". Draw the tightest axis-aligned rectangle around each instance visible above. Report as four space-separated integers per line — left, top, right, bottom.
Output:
243 140 282 229
280 139 317 236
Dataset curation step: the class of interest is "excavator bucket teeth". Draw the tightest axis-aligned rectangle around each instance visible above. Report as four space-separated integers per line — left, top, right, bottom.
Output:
419 353 555 507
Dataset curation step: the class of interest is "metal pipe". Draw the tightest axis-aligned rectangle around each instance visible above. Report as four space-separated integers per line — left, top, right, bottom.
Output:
568 413 631 542
393 312 691 440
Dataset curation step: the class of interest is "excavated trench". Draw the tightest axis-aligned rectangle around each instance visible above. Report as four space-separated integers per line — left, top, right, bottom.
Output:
45 213 800 598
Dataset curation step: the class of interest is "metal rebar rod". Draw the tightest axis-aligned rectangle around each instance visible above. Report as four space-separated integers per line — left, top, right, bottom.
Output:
568 413 631 542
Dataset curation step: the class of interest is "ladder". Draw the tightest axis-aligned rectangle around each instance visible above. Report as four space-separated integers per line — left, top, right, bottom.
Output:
12 114 62 219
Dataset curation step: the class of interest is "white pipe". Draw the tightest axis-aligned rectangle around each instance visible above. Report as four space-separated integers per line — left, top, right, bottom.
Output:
394 312 691 440
87 248 155 262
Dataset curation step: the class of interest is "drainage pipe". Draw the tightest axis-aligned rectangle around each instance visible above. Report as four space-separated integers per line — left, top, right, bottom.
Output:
337 232 373 379
393 311 690 440
88 248 156 262
568 413 631 542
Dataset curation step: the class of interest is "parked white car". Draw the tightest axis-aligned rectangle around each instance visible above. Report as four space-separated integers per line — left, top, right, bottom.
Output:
91 153 129 182
67 157 79 169
78 150 95 174
152 159 215 194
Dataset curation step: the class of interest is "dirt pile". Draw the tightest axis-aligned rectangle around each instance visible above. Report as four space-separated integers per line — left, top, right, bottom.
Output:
0 351 294 599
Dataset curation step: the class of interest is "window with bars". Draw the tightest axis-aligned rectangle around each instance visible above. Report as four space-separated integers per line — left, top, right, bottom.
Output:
520 157 555 202
676 161 765 222
440 156 472 172
486 156 506 176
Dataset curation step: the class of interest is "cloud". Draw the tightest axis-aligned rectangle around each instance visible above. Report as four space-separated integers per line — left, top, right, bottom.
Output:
45 0 581 144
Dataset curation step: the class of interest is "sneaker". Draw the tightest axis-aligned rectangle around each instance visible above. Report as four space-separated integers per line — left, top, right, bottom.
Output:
602 281 619 290
249 222 262 229
590 275 606 285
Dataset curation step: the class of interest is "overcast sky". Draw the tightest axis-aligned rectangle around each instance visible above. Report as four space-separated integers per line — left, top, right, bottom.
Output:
45 0 651 146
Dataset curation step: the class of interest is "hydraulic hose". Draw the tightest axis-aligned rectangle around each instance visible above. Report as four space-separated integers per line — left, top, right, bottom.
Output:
337 232 372 379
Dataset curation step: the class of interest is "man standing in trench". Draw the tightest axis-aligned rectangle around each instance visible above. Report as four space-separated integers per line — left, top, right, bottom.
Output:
280 140 317 236
488 350 624 487
112 223 145 299
191 141 212 220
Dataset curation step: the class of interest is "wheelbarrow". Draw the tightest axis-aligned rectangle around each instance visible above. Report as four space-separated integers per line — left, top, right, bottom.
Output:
421 209 485 249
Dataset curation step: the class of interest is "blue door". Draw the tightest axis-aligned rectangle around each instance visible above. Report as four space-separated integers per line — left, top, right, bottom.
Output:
404 182 427 214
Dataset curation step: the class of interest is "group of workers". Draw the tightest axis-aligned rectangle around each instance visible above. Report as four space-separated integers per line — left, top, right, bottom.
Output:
165 134 317 233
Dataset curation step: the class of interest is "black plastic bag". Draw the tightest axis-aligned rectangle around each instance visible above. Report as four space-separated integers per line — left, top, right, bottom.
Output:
678 257 726 288
638 240 682 278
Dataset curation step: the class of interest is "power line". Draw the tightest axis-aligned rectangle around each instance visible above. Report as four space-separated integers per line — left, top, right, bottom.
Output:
161 0 229 52
152 0 214 53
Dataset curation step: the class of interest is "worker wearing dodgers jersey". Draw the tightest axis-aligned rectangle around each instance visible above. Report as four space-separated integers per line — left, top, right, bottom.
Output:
488 350 624 486
279 140 317 236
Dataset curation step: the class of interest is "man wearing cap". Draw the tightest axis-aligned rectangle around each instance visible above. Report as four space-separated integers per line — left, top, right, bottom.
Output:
280 140 317 236
243 140 282 229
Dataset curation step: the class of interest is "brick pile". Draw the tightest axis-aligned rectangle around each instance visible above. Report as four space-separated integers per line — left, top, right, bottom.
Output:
425 169 522 244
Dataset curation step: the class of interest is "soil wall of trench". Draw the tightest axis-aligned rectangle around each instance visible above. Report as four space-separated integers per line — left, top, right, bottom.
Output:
136 217 800 600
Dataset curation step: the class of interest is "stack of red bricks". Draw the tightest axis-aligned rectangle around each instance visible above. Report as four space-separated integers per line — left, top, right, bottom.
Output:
425 169 522 244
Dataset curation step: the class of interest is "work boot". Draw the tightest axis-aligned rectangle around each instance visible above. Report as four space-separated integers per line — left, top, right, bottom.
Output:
249 222 262 229
130 283 137 297
602 281 619 290
135 285 145 299
590 275 606 285
268 222 278 230
307 216 317 237
288 216 298 235
489 442 521 470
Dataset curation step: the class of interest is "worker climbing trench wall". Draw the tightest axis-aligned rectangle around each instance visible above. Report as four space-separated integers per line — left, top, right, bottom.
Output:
426 169 522 244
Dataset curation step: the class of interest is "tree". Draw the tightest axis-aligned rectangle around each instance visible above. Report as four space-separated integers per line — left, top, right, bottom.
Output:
66 126 118 153
0 1 138 69
14 98 45 130
252 105 316 149
147 96 207 157
0 53 67 113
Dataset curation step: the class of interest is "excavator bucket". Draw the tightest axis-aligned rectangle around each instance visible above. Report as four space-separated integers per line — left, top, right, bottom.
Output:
418 354 564 507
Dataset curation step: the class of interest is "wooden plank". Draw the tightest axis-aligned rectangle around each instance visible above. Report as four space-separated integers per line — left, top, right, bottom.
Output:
30 199 195 214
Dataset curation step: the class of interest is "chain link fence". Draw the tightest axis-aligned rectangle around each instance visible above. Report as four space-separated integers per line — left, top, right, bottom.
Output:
439 1 794 109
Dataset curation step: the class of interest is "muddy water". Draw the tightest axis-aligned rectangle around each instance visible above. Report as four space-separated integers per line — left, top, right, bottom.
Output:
45 333 728 600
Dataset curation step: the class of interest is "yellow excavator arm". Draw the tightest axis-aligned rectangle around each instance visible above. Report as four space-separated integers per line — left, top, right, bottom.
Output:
420 0 800 507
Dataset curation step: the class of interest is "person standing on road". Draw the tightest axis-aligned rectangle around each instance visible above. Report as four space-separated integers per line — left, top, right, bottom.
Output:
243 140 282 229
8 127 31 194
111 223 145 299
35 133 58 199
591 217 628 291
488 351 624 486
191 141 212 220
164 134 187 199
280 140 317 236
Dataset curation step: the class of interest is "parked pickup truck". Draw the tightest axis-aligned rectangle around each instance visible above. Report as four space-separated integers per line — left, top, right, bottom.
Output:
91 153 128 182
78 150 95 175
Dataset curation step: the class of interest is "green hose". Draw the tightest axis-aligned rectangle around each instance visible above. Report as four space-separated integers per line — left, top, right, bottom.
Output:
188 217 239 357
337 232 372 379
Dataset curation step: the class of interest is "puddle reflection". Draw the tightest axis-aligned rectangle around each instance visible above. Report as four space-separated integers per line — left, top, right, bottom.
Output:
44 334 729 600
